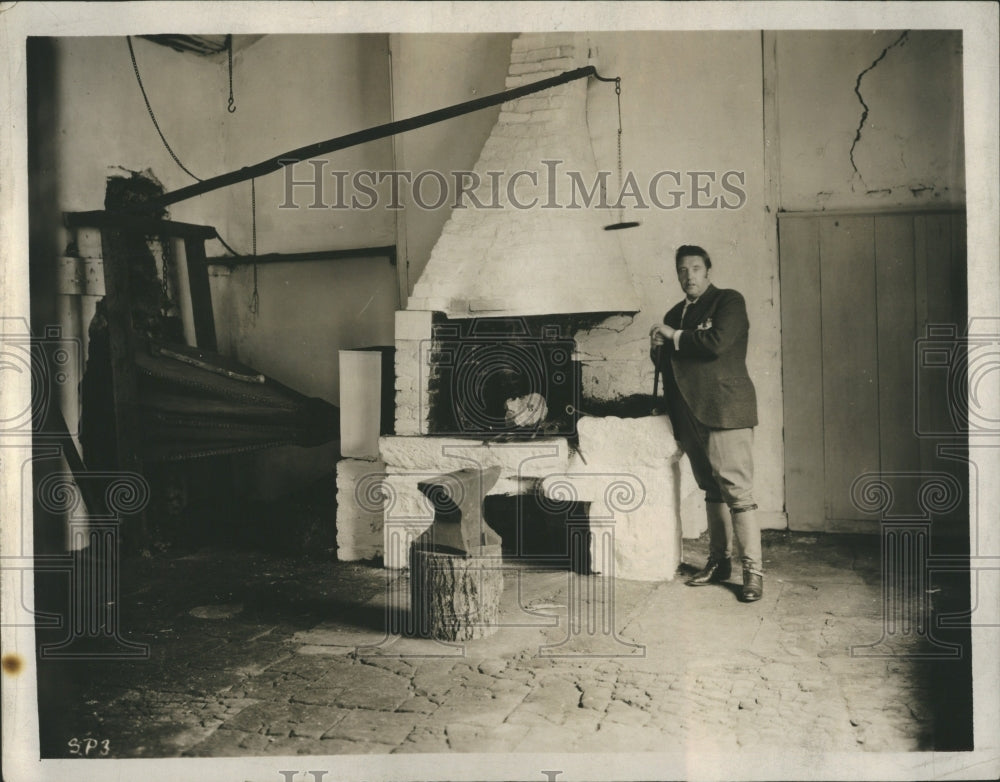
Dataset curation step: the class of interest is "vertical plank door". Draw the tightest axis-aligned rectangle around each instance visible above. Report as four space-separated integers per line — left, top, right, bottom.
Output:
780 210 967 533
818 215 881 526
875 215 921 518
778 216 825 530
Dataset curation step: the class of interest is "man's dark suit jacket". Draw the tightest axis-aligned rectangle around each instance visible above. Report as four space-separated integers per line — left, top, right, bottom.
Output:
654 283 758 429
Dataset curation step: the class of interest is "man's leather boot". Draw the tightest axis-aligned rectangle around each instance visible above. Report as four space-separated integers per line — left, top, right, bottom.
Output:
741 569 763 602
732 507 763 602
686 501 733 586
686 555 732 585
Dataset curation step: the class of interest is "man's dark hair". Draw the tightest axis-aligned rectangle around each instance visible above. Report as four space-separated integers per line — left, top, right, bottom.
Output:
675 245 712 269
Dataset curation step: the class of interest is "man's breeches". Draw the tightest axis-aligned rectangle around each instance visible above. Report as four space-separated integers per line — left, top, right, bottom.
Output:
669 399 756 511
670 399 762 571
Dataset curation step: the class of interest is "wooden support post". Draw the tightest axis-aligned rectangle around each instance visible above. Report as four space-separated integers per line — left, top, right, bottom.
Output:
99 228 149 553
183 238 217 351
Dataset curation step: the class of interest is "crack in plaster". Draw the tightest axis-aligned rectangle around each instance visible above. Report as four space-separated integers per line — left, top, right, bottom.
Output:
849 31 910 187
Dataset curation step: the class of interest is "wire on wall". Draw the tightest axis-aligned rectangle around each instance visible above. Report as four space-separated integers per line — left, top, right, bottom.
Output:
127 34 256 299
126 36 203 183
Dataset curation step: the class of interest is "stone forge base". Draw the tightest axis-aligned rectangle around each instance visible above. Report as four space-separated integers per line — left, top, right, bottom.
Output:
542 416 684 582
378 415 695 581
335 458 386 561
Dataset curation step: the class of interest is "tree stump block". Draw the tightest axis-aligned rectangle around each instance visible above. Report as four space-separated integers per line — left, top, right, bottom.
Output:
409 546 504 641
409 466 504 641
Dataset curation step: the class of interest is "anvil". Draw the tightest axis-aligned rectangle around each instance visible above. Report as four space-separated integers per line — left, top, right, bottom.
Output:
415 466 503 556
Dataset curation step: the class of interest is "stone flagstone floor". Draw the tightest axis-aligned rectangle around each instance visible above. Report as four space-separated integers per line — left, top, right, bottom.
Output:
35 531 972 759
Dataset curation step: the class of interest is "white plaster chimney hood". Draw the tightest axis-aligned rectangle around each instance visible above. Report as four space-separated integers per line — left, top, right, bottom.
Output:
408 33 640 319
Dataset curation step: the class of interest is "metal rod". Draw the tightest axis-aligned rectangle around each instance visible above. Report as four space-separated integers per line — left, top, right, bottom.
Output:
206 245 397 267
122 66 600 215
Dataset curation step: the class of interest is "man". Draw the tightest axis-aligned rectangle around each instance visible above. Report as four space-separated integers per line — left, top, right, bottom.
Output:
650 245 763 602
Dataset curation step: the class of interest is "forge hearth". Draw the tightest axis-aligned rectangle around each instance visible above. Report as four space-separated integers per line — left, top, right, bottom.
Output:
335 291 701 581
376 309 698 580
425 315 583 439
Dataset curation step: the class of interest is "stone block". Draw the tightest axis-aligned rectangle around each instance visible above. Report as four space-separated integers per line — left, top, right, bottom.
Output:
393 403 418 437
538 467 681 581
336 458 386 561
521 46 565 63
394 350 423 391
538 416 685 581
394 392 417 411
678 453 708 539
513 96 549 112
504 75 534 89
393 340 420 363
395 309 433 341
379 436 570 477
590 495 681 581
509 61 555 76
339 350 386 459
394 416 419 437
576 415 680 469
506 71 560 89
539 57 576 71
383 477 435 522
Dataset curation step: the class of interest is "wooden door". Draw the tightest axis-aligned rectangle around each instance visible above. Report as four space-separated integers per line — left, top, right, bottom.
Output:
779 211 967 532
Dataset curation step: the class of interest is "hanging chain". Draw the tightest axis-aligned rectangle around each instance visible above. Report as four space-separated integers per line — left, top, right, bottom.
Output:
249 178 259 316
160 236 172 305
615 78 623 183
126 37 202 182
615 78 625 220
227 35 237 113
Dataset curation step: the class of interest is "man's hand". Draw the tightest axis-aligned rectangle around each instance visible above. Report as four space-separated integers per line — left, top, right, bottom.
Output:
649 324 675 347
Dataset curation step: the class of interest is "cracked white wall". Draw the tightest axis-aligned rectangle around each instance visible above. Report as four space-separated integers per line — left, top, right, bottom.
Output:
776 30 964 211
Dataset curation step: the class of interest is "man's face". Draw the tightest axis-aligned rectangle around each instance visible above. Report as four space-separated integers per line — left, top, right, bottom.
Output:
676 254 711 300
